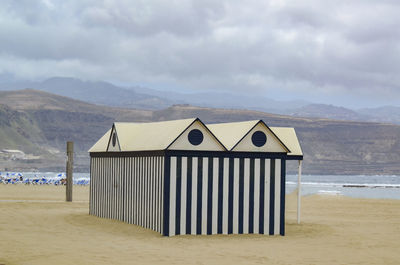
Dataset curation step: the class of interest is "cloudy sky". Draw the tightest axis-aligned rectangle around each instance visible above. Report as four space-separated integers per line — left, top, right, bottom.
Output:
1 0 399 108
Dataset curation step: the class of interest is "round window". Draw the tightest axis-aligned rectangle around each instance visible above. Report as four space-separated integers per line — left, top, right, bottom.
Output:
251 131 267 147
188 129 203 145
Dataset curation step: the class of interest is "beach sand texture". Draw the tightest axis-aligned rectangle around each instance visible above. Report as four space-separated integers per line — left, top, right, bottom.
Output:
0 185 399 265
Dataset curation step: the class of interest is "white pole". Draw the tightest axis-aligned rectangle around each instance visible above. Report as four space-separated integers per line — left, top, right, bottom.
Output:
297 160 302 224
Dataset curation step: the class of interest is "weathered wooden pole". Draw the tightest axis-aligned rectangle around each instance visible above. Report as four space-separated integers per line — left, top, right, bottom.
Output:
66 141 73 202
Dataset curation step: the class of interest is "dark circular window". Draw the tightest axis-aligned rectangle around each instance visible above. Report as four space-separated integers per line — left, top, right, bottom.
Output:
251 131 267 147
112 132 117 147
188 129 203 145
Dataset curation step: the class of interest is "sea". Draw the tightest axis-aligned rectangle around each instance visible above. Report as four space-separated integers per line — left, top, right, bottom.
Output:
286 174 400 200
1 172 399 200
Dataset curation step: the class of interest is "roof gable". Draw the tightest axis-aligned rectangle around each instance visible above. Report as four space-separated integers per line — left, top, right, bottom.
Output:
208 120 290 153
167 119 226 151
106 125 121 152
232 121 289 152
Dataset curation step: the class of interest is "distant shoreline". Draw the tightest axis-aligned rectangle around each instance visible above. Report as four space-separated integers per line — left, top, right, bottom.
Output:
1 173 399 200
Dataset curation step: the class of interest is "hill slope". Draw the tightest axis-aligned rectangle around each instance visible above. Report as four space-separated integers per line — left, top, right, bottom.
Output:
2 76 400 124
0 90 399 174
0 77 174 110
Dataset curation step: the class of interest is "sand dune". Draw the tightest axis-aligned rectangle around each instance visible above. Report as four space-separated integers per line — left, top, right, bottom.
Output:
0 185 399 265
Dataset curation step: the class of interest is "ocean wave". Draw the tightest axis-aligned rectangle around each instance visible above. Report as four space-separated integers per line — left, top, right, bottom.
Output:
286 181 400 188
317 190 342 195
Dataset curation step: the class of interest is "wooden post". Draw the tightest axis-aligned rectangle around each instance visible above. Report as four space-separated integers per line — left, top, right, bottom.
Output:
66 141 73 202
297 160 302 224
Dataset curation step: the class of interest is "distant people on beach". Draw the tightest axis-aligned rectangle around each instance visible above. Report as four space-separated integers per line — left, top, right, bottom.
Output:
0 173 89 185
60 178 67 185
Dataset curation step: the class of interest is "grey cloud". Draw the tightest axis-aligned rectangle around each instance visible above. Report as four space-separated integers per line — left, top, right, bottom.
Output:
0 0 399 108
80 0 225 37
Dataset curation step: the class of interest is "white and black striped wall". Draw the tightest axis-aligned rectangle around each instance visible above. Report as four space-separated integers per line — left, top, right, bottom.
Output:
90 152 286 237
163 153 286 236
90 155 164 234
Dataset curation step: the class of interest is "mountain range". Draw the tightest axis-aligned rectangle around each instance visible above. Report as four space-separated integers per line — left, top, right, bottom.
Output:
2 76 399 124
1 89 399 175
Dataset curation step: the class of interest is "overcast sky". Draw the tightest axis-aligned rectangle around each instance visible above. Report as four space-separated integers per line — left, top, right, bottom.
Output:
1 0 399 108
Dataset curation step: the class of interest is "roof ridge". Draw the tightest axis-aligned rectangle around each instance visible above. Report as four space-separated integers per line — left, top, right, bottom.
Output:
114 117 196 125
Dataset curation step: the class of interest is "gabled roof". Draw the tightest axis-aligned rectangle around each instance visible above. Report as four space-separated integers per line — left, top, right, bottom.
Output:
206 120 260 150
89 118 226 152
270 127 303 157
207 120 290 152
89 118 303 158
166 119 227 151
88 129 111 152
115 118 197 152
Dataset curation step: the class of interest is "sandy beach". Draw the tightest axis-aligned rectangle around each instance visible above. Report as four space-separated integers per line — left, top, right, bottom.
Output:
0 185 399 265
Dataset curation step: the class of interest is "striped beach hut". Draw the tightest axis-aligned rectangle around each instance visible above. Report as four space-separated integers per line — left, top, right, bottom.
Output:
89 118 303 236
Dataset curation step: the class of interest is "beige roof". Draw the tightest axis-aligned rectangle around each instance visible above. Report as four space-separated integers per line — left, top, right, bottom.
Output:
89 118 198 152
207 120 290 152
88 129 111 152
89 118 303 158
116 118 197 151
207 120 260 150
270 127 303 157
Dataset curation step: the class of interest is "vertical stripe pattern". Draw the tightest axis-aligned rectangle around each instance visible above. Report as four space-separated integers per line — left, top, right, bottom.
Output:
163 156 285 236
89 155 285 236
90 156 164 234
